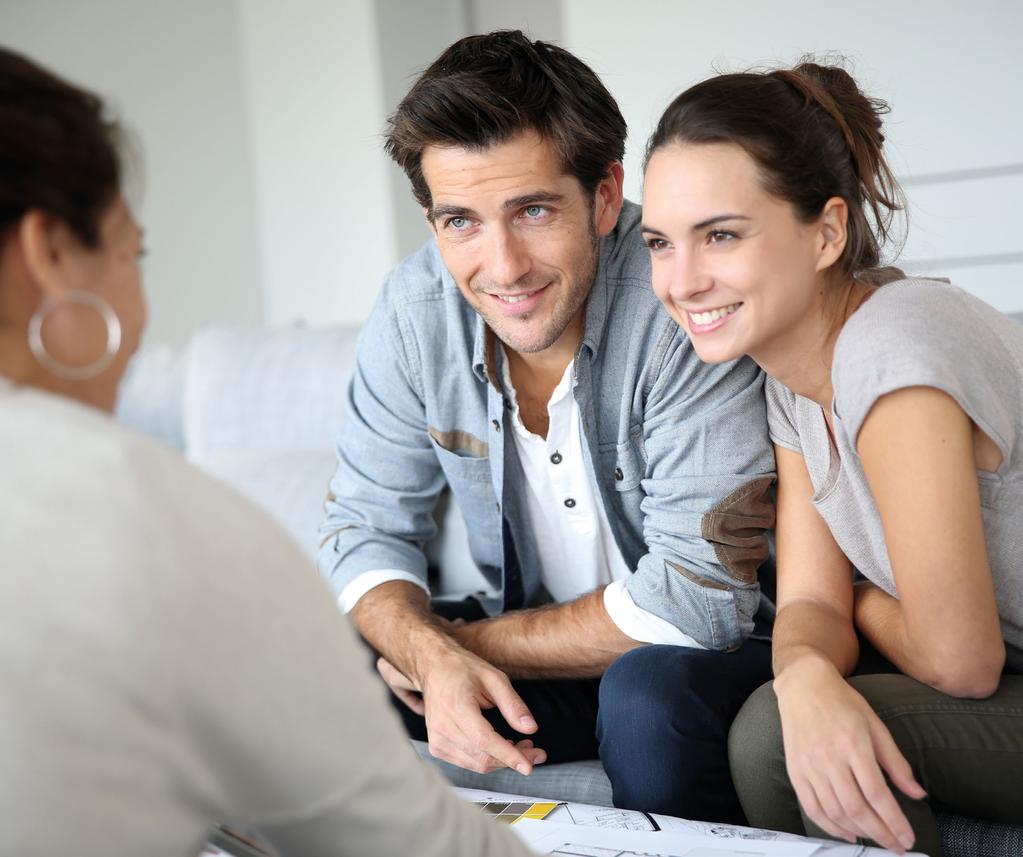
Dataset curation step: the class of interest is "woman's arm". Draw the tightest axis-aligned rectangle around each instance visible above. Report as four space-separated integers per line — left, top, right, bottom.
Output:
855 386 1005 697
770 444 924 854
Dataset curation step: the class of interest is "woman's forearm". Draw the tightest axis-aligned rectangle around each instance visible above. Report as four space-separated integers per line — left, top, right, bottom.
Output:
854 581 1003 697
773 598 860 681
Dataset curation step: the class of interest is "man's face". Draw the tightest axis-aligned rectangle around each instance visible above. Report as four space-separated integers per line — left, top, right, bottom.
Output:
421 131 621 356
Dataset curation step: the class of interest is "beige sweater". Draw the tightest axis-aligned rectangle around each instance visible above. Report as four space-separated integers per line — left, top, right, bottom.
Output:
0 380 533 857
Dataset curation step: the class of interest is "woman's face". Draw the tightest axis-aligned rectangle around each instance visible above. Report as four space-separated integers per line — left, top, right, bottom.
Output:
44 196 147 408
641 142 829 365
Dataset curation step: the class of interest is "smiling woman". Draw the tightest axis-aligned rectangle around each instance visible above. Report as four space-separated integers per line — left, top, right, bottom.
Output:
642 62 1023 856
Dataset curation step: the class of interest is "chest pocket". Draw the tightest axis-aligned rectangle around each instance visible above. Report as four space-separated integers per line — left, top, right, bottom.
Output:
599 425 645 492
427 429 500 568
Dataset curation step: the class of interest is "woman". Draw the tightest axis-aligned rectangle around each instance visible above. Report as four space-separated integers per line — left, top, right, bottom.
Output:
0 47 534 857
640 62 1023 856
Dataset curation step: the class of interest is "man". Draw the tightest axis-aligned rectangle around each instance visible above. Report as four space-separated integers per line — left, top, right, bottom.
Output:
318 31 775 823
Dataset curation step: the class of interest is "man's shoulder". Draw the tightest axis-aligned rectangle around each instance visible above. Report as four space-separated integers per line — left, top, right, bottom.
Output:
379 239 454 307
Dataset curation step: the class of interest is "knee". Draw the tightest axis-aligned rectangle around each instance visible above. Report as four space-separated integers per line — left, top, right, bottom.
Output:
600 646 712 721
727 680 783 782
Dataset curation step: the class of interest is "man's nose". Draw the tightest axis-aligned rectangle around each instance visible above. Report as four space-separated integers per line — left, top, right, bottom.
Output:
485 227 531 288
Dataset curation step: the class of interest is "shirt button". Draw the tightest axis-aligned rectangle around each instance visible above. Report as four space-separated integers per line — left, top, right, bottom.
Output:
614 466 624 481
550 451 563 464
492 419 501 433
564 498 576 508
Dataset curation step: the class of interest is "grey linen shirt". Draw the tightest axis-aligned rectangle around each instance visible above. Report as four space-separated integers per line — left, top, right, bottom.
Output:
766 278 1023 670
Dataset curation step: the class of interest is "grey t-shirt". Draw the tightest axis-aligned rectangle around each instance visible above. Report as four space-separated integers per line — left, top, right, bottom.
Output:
766 278 1023 671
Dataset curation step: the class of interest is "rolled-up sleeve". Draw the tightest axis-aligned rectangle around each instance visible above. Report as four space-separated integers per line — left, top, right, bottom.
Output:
317 294 445 599
623 334 776 651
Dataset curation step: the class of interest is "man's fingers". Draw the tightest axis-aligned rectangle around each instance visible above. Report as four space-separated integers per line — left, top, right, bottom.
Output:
871 719 928 802
393 685 425 716
376 657 418 692
514 738 547 766
481 671 538 735
457 703 536 774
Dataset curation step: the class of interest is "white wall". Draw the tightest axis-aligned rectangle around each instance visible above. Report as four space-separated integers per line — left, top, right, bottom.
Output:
5 1 1017 339
238 0 397 329
562 0 1023 310
0 0 266 344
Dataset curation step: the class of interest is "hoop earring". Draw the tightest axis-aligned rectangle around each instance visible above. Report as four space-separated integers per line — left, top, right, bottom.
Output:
28 291 123 381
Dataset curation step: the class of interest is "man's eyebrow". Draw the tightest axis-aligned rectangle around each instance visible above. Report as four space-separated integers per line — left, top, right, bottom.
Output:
430 203 477 222
502 191 565 211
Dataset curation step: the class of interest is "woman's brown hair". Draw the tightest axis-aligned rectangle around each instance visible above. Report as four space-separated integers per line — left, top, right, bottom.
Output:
645 61 904 280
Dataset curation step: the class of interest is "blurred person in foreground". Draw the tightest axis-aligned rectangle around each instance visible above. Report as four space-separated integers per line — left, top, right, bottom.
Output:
0 45 536 857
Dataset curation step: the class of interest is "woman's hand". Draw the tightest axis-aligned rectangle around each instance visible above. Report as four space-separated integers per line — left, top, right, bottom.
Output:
774 655 927 854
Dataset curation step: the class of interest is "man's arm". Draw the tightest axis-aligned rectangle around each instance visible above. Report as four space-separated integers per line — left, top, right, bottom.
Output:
351 580 546 774
621 331 776 650
450 588 640 679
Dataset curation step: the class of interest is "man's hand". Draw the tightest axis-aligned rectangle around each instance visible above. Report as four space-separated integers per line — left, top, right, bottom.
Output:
377 649 547 774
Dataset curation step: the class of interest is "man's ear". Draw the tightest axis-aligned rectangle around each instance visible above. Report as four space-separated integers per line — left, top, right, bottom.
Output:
16 211 72 300
815 196 849 273
593 162 625 238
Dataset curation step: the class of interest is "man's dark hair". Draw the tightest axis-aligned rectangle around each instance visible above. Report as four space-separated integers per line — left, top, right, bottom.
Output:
385 30 627 212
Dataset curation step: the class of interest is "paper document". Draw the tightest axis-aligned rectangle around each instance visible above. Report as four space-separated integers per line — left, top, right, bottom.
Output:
511 818 820 856
457 788 925 857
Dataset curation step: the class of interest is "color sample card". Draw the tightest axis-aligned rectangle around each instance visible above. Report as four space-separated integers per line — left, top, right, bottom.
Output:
475 799 561 825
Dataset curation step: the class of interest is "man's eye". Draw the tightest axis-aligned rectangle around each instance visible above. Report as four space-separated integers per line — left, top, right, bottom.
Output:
523 205 547 218
447 216 470 230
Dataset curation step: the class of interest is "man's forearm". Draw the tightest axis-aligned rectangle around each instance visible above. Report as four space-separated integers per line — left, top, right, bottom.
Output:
452 588 641 680
349 580 463 686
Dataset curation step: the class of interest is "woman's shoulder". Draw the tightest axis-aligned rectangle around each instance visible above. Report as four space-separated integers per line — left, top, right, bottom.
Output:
1 386 303 572
832 277 1023 440
837 277 1016 359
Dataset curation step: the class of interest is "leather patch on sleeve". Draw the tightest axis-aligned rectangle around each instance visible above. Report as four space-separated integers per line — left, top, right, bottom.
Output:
665 559 731 590
428 427 489 459
700 475 776 585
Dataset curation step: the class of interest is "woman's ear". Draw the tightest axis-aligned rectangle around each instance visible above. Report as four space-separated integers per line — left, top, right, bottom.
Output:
815 196 849 272
15 211 74 300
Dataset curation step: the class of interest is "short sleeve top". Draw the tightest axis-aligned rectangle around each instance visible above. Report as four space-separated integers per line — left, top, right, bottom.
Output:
766 278 1023 670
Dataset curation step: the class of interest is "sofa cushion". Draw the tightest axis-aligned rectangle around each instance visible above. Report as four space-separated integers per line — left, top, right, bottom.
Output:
183 324 359 461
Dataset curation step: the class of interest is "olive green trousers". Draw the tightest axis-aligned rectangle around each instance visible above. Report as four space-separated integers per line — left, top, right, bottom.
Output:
728 673 1023 857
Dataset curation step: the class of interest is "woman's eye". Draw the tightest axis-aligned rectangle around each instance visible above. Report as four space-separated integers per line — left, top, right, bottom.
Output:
645 237 669 252
707 230 735 244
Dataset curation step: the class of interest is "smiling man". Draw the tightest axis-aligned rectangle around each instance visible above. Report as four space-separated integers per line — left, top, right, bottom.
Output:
317 31 776 823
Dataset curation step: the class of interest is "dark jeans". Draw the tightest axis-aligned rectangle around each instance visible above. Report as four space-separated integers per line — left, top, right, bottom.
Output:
386 599 773 823
728 648 1023 857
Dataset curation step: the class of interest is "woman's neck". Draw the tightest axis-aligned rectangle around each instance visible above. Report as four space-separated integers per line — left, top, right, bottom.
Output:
753 278 874 412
